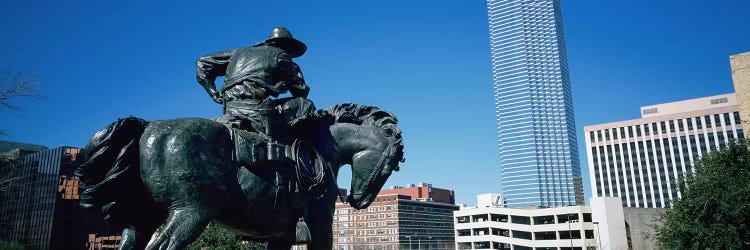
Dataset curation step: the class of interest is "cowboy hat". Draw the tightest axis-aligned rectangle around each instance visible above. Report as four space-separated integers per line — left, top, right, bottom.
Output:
256 27 307 58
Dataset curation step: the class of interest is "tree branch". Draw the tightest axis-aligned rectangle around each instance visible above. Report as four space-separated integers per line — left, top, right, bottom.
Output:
0 67 43 111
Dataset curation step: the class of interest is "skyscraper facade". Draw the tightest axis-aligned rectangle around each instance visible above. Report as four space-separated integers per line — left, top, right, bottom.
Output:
487 0 582 207
0 143 119 249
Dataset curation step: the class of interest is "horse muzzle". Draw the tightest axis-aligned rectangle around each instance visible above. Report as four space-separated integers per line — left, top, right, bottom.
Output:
347 192 375 210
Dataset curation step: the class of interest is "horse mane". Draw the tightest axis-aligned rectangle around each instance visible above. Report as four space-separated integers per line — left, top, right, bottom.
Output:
324 103 405 164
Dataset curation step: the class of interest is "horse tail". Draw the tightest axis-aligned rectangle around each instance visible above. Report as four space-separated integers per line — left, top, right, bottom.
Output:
75 116 149 225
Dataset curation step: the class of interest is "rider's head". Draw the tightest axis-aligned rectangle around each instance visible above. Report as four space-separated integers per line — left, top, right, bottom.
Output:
256 27 307 58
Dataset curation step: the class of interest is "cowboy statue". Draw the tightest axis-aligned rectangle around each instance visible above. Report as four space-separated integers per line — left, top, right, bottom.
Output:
196 27 320 165
196 26 322 243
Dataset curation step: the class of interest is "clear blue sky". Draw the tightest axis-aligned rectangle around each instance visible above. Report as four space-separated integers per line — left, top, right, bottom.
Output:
1 1 748 206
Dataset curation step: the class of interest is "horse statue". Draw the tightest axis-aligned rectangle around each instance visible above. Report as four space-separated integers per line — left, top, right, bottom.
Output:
75 103 405 250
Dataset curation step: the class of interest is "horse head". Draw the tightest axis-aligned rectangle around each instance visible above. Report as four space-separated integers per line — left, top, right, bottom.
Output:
324 103 405 209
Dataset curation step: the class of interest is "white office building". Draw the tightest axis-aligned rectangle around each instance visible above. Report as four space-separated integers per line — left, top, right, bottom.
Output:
584 93 743 208
454 195 626 250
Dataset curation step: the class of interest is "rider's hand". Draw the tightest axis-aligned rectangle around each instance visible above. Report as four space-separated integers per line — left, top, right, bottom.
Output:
210 90 224 104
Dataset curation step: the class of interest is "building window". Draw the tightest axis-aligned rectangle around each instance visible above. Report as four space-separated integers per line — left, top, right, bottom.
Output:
512 230 532 240
669 121 675 133
457 243 472 249
559 230 581 239
491 214 509 222
585 230 595 239
456 216 469 223
474 242 492 249
734 111 742 124
724 113 731 127
511 216 531 225
474 228 490 236
534 231 557 240
533 215 555 225
613 129 618 139
492 228 510 236
696 117 703 129
473 214 488 222
557 214 578 223
715 114 722 127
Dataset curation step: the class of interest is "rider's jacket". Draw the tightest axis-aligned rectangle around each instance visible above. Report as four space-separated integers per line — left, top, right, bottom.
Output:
196 45 309 101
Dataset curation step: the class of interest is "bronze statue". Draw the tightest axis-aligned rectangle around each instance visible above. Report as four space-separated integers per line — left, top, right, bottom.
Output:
76 27 405 250
196 27 312 136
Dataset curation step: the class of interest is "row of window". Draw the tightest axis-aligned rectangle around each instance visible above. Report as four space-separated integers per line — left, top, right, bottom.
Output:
456 213 592 224
457 228 595 240
590 129 743 207
589 112 741 142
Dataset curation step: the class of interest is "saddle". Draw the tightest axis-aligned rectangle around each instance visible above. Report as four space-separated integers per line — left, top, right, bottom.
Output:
229 128 328 197
216 97 333 197
230 128 288 166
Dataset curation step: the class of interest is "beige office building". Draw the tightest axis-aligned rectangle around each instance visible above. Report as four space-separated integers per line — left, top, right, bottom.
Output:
584 93 743 208
731 51 750 138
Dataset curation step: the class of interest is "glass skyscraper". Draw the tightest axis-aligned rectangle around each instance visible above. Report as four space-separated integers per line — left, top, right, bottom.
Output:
0 145 119 249
487 0 582 207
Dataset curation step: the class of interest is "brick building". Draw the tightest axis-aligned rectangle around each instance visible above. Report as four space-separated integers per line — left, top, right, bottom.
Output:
332 183 459 250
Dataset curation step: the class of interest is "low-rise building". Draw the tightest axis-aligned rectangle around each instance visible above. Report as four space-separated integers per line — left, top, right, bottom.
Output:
332 183 459 250
454 195 627 250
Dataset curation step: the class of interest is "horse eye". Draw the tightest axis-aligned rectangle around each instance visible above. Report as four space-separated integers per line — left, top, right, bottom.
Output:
383 128 393 137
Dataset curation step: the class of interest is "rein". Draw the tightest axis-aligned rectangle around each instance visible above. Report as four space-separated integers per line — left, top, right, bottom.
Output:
356 137 403 199
291 140 325 195
290 139 347 203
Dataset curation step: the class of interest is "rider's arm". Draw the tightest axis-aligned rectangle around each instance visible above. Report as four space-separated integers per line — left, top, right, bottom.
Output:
196 48 237 104
287 61 310 98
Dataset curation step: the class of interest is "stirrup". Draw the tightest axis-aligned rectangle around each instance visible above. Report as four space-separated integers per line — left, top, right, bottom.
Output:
295 218 311 244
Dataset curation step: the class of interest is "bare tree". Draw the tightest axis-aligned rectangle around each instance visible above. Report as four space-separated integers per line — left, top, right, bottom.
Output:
0 68 42 190
0 156 20 192
0 68 41 110
0 68 42 136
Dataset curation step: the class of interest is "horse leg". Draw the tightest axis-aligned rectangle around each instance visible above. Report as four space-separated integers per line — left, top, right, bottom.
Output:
304 199 336 250
145 209 211 250
118 226 137 250
138 119 234 250
268 238 294 250
118 222 160 250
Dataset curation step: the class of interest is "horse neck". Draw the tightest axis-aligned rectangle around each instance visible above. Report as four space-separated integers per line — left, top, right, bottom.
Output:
329 123 384 165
